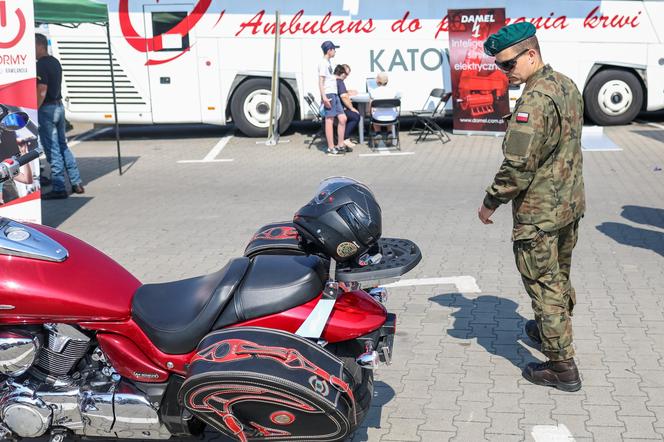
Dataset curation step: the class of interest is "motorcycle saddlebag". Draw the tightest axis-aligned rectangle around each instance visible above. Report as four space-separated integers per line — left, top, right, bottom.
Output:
244 222 306 259
179 327 357 442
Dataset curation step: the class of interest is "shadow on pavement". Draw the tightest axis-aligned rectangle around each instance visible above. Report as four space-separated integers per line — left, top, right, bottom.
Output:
596 222 664 257
41 155 139 189
286 117 453 153
350 381 395 442
79 124 234 141
638 109 664 122
621 205 664 230
41 156 139 228
42 196 93 228
429 293 540 369
631 129 664 143
75 155 140 183
596 205 664 257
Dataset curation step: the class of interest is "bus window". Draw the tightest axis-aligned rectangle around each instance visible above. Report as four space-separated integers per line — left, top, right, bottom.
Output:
151 12 190 51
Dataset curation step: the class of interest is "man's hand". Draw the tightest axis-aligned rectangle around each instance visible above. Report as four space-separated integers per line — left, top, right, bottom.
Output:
37 83 48 108
478 204 496 224
322 97 331 109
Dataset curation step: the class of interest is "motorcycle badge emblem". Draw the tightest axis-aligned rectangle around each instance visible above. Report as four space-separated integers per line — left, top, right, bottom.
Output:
337 242 358 258
309 375 330 397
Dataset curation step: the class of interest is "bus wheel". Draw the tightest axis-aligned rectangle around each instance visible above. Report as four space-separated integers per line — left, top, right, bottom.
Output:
584 69 643 126
230 77 295 137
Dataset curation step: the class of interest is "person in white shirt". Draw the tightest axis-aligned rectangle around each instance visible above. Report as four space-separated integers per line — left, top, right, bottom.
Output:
369 72 400 145
318 41 347 155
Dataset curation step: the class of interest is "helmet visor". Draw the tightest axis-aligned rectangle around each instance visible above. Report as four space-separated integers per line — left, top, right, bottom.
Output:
313 176 374 204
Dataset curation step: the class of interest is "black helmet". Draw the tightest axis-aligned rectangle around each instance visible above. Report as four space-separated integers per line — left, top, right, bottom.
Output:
294 177 382 262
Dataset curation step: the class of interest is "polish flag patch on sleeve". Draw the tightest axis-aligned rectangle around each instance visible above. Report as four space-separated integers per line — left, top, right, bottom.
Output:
516 112 529 123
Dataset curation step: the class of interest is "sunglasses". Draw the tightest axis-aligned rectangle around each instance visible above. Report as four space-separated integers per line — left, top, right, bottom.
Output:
495 49 530 72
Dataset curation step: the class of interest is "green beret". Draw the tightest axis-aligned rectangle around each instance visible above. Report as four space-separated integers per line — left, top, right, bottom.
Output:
484 22 536 56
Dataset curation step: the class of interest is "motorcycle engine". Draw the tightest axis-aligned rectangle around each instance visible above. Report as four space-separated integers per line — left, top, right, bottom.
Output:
36 323 91 377
0 328 39 377
0 323 90 379
0 324 171 439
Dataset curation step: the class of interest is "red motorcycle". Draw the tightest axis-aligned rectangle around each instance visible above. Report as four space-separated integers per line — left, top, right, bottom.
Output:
0 111 421 442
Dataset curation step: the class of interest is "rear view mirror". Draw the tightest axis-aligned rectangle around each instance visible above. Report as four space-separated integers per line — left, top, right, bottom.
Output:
0 112 30 131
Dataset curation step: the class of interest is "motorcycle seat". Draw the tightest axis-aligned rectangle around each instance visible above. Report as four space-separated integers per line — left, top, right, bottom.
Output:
132 257 250 354
214 254 326 328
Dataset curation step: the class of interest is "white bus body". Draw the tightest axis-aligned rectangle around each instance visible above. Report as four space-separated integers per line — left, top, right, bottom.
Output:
47 0 664 136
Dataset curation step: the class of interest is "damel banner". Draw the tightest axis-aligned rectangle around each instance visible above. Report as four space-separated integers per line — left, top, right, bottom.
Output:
448 8 509 135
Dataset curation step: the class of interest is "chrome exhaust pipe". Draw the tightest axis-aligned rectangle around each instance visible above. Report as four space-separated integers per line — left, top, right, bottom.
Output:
356 350 380 369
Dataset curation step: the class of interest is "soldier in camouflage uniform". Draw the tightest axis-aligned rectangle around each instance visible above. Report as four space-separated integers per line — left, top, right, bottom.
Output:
479 22 585 392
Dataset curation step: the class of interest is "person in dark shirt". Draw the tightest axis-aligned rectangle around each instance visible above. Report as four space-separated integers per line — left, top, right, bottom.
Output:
334 64 360 150
36 33 84 200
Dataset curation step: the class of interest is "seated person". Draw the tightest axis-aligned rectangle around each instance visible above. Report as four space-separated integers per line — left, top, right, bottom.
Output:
342 64 358 95
334 64 360 150
369 72 400 145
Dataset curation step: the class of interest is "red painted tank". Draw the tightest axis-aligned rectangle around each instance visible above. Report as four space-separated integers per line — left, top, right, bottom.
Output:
0 223 140 323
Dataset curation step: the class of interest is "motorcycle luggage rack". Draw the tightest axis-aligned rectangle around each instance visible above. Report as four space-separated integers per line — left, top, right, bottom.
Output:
244 224 421 283
335 237 421 283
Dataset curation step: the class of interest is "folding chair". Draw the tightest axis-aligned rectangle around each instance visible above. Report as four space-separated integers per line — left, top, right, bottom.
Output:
410 89 452 144
304 92 324 149
369 98 401 151
409 88 445 134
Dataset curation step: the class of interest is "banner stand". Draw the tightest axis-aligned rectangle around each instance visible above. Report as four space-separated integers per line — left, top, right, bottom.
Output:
448 8 509 136
0 0 42 224
259 11 290 146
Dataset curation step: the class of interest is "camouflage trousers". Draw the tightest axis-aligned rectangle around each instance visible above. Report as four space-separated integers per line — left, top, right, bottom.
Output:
513 219 580 361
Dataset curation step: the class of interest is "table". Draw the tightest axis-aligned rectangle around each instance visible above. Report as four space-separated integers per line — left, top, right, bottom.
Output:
350 93 370 144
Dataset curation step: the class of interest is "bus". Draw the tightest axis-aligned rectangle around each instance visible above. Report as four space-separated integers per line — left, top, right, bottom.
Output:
46 0 664 137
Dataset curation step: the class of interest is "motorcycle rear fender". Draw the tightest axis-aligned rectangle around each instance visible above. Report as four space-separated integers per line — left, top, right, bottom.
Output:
229 290 388 343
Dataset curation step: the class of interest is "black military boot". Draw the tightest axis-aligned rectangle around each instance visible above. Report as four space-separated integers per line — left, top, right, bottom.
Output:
523 359 582 392
525 320 542 345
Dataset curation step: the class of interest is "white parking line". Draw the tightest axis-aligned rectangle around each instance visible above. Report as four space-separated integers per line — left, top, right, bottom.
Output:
635 119 664 130
178 135 234 163
177 159 234 163
68 126 113 147
359 151 415 157
381 276 481 293
531 424 575 441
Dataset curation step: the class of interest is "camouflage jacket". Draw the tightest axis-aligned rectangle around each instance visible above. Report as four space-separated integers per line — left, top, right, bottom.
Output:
483 64 585 240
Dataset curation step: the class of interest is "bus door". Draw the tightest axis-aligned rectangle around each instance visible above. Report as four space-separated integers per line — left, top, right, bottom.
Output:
644 0 664 110
143 4 202 123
